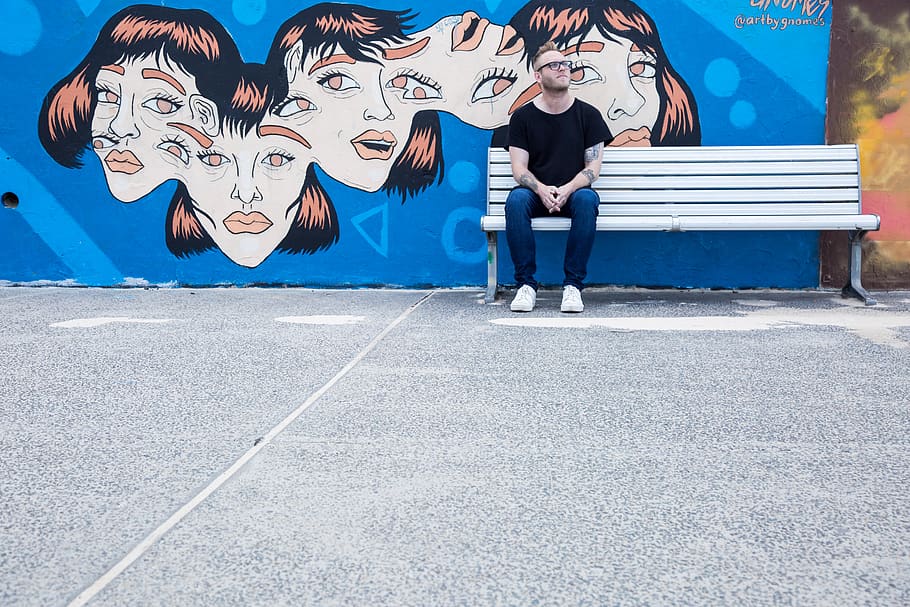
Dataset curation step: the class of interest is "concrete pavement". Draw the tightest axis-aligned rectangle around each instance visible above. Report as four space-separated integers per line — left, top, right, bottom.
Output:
2 286 909 606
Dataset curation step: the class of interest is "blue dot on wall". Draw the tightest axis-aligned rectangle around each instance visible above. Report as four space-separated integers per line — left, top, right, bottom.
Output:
730 101 757 129
233 0 267 26
0 0 42 56
448 161 481 194
442 207 486 264
704 58 741 98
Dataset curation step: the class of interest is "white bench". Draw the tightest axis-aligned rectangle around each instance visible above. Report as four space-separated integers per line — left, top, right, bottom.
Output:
480 144 880 305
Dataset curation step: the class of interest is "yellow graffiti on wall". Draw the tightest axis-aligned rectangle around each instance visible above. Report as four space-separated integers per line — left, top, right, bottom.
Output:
849 8 910 264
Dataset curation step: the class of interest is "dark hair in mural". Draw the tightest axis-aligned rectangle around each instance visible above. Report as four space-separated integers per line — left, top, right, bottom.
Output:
383 111 444 201
208 62 288 136
266 3 415 66
505 0 700 145
277 164 339 255
166 183 216 256
38 4 242 168
266 3 444 202
166 63 338 258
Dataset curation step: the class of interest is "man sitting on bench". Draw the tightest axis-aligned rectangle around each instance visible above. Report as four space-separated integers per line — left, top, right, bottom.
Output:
506 42 612 313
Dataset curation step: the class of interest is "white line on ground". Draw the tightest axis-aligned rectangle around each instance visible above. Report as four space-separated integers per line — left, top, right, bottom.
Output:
275 315 365 325
67 291 436 607
733 299 779 308
51 317 173 328
491 316 790 331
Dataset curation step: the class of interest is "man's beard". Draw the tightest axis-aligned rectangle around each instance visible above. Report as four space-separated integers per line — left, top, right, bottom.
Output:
540 78 569 93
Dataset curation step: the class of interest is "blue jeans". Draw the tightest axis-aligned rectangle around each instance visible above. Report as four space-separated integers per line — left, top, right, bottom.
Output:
504 187 599 290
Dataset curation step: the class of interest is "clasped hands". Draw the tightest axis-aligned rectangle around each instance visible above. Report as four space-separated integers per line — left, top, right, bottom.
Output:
537 183 573 213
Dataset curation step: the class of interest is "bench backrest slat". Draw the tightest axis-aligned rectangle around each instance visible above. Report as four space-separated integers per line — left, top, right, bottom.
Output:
489 161 861 177
489 188 860 204
487 144 863 216
489 175 859 190
489 144 859 163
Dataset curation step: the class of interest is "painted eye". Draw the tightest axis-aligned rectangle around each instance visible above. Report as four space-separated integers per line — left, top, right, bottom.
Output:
317 72 359 93
275 96 317 118
157 137 190 165
197 152 230 167
142 96 182 115
471 72 516 103
91 135 118 150
569 65 602 86
630 61 657 79
386 73 442 101
96 88 120 105
262 152 294 168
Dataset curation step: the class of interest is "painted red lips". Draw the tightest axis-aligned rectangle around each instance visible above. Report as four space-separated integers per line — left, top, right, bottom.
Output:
350 130 397 160
223 211 273 234
609 127 652 147
103 150 144 174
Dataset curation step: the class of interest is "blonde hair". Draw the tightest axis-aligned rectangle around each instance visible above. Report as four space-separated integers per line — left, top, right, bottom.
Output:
531 41 559 70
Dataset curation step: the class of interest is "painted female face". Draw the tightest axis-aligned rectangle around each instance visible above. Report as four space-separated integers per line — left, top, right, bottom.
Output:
381 14 532 129
274 41 418 192
91 54 202 201
567 30 660 147
180 128 313 268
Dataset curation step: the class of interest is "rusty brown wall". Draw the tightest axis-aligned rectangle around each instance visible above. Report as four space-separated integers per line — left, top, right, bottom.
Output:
823 1 910 288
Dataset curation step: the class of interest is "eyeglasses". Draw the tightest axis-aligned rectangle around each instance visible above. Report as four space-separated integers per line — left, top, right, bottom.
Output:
537 60 573 72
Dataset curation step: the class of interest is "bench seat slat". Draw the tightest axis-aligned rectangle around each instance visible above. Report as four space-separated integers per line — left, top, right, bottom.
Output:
484 202 864 216
480 214 880 232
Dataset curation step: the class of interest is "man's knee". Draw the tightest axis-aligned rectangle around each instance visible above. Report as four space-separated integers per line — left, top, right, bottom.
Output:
506 188 536 215
572 189 600 214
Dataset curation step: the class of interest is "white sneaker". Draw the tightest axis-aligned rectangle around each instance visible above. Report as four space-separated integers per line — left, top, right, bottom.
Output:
510 285 537 312
561 285 584 313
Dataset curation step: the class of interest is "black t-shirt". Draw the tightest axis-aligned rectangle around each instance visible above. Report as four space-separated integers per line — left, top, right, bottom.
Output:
508 99 612 187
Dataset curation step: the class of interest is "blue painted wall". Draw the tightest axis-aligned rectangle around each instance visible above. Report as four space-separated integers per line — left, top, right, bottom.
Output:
0 0 832 288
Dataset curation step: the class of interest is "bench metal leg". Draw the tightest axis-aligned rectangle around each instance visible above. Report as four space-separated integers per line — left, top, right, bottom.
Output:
841 229 877 306
485 232 498 303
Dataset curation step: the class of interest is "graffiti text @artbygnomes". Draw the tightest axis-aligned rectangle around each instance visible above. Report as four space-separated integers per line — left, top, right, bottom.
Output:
735 13 825 31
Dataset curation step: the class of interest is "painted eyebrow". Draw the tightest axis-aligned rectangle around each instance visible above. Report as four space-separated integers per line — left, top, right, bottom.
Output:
142 69 187 95
100 64 125 75
383 37 430 60
167 122 212 149
563 41 606 56
508 83 541 115
258 125 312 149
308 54 355 75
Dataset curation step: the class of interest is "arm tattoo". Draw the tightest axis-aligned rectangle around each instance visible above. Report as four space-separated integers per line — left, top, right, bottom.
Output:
584 142 602 163
582 168 596 185
518 172 538 190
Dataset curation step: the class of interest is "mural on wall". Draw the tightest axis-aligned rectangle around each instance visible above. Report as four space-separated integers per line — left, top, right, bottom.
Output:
1 0 833 287
825 2 910 289
37 1 699 269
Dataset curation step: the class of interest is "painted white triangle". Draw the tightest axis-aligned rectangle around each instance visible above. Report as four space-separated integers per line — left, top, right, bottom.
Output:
76 0 102 16
351 203 389 257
